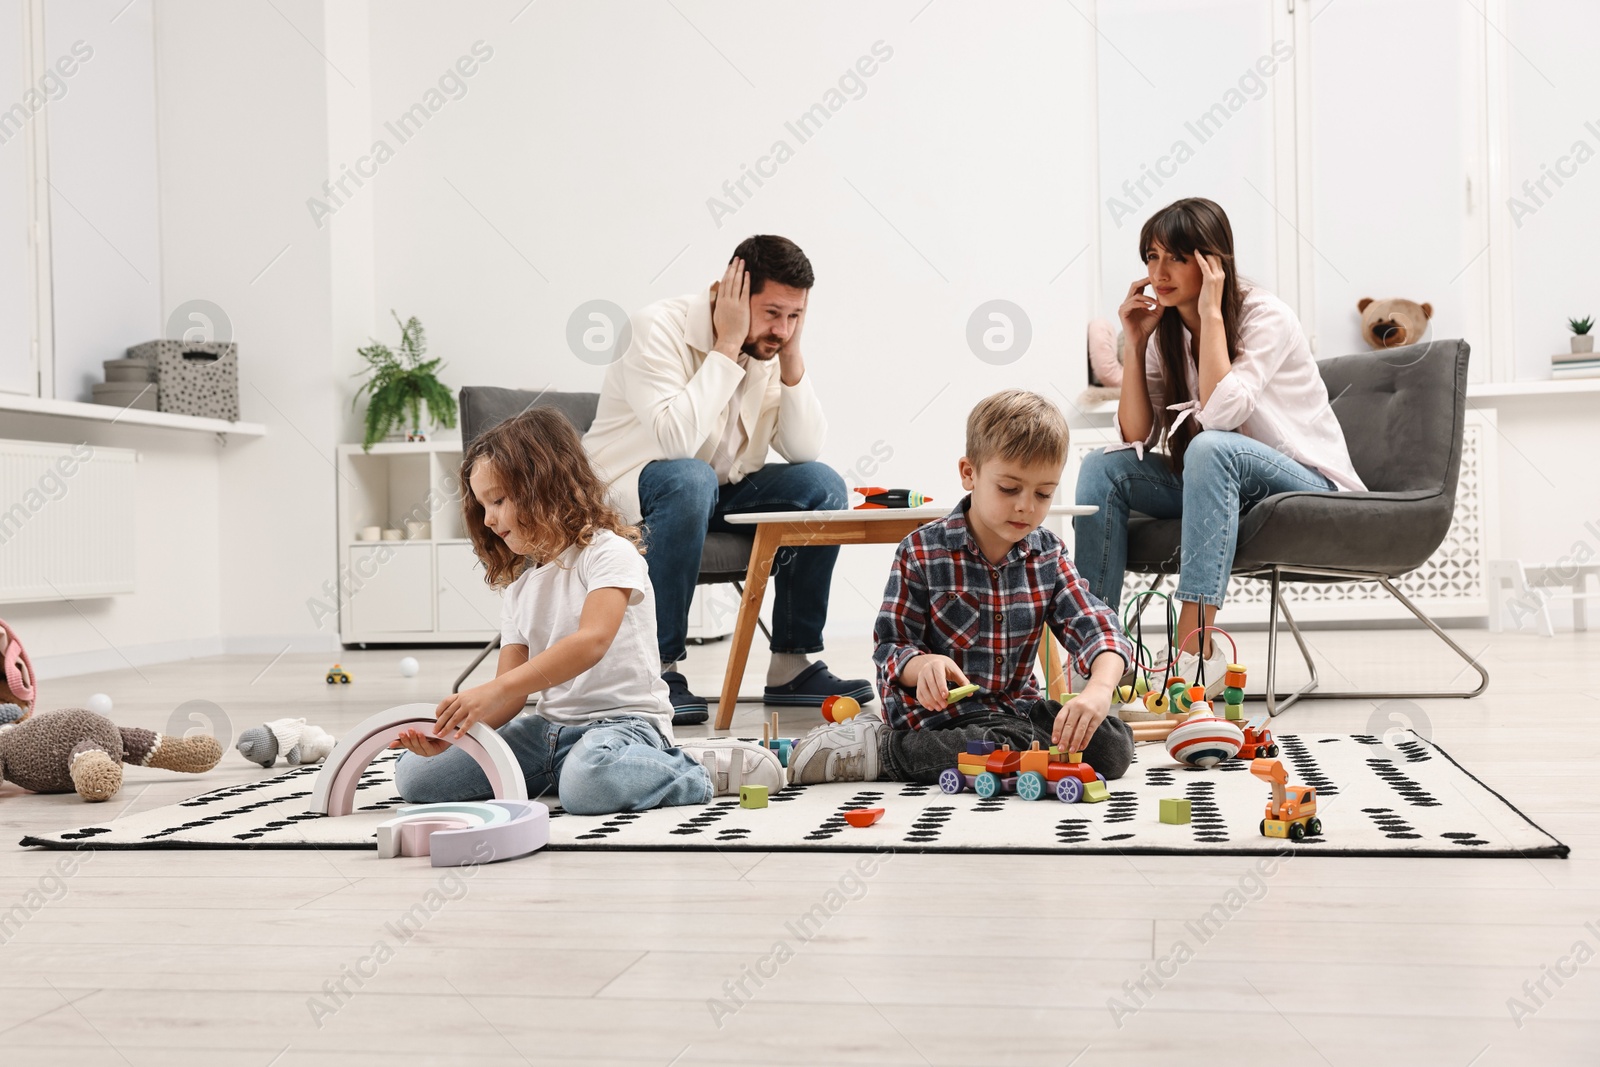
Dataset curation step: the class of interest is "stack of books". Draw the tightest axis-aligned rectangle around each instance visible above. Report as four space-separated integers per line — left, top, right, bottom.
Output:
1553 347 1600 380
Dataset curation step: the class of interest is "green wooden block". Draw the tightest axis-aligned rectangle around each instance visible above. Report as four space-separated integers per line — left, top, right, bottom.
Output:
739 785 769 809
1081 780 1110 803
1223 685 1244 704
1160 797 1192 824
1224 703 1244 721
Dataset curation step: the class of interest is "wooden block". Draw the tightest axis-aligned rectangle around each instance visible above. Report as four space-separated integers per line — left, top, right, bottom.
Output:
1066 751 1084 763
843 807 885 827
1225 669 1247 688
1159 797 1191 824
739 785 769 809
946 683 980 704
1081 780 1110 803
1224 704 1244 721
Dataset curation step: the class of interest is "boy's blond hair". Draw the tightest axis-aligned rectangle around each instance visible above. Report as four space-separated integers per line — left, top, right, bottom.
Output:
965 389 1070 470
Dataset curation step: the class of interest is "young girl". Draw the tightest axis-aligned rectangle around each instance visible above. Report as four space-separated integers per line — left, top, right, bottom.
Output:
391 407 783 815
1074 197 1365 691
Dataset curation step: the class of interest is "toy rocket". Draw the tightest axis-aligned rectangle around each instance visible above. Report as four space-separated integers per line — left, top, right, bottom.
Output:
853 487 933 509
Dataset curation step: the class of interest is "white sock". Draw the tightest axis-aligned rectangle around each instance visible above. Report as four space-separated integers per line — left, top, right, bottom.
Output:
661 659 679 675
766 652 812 687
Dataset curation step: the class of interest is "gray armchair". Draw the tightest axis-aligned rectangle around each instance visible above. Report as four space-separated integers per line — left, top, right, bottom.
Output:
449 386 762 692
1122 339 1489 714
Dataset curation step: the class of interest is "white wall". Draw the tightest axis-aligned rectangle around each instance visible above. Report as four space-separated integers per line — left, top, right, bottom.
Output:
1506 0 1600 374
44 0 162 402
364 0 1096 638
153 0 342 652
14 0 1600 679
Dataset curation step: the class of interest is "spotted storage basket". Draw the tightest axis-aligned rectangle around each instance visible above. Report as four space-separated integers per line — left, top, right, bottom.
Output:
129 340 239 421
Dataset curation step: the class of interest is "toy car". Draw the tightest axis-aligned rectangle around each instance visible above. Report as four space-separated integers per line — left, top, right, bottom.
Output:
939 741 1108 803
325 664 352 685
1251 758 1322 840
1235 718 1278 760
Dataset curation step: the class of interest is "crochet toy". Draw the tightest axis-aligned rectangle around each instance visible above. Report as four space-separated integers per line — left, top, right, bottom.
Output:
236 717 336 768
0 617 37 722
0 708 221 802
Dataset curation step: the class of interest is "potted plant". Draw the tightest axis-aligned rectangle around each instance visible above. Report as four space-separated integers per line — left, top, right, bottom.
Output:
1570 315 1594 354
352 311 458 450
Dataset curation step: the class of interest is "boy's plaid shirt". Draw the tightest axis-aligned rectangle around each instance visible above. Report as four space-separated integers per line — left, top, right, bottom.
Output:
872 498 1133 730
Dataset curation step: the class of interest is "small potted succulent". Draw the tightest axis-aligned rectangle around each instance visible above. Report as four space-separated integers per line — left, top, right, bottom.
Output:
1570 315 1594 355
352 311 458 450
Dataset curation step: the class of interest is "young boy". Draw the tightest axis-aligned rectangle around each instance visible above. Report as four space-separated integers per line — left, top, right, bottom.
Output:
787 390 1134 785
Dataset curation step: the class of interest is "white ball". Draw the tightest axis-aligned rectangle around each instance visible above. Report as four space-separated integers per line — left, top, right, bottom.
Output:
398 656 420 678
86 693 113 715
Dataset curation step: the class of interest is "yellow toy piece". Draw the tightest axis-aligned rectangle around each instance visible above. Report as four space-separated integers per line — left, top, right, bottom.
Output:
1144 690 1170 714
947 683 980 704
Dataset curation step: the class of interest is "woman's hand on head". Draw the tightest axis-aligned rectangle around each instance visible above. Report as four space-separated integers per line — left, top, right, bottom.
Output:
1195 252 1226 319
1118 277 1161 342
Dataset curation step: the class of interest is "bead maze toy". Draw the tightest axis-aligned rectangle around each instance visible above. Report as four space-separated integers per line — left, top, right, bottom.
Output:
843 807 885 827
938 740 1109 803
1251 757 1322 840
852 487 933 509
375 800 549 867
760 713 791 766
821 695 863 723
309 703 529 817
1128 624 1252 751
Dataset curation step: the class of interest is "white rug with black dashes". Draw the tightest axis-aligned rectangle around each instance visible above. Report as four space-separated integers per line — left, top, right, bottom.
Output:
18 732 1567 858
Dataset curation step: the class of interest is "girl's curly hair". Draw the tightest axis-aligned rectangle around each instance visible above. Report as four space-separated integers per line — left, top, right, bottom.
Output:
461 406 640 587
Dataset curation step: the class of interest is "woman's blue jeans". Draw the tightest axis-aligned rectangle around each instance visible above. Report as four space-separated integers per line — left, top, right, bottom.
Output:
394 714 712 815
1073 429 1335 611
637 458 847 664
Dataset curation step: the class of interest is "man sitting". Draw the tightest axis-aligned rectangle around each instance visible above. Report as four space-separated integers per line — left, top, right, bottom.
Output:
583 235 871 725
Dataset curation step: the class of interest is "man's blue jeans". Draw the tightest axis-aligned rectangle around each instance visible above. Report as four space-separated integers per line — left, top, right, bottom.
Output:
637 459 846 664
1073 429 1336 611
394 714 712 815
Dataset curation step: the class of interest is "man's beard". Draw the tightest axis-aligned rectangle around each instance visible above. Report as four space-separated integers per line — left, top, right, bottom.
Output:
741 338 781 361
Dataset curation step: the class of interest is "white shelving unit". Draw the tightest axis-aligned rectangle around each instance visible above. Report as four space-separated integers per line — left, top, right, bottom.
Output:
335 439 502 646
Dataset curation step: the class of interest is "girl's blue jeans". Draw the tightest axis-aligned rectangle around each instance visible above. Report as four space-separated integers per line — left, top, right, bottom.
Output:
1073 429 1335 611
394 713 712 815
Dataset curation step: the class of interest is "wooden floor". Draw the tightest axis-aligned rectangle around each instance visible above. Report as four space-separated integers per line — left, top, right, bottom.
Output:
1 625 1595 1066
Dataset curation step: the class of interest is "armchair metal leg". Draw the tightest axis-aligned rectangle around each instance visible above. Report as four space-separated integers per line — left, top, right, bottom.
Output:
1264 570 1320 715
453 634 501 694
1258 565 1490 716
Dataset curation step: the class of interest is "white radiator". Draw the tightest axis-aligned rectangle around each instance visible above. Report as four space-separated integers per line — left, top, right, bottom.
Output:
0 438 136 603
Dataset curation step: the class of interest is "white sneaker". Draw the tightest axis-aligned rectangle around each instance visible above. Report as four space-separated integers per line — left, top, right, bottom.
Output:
1174 644 1231 700
679 738 786 796
787 716 884 785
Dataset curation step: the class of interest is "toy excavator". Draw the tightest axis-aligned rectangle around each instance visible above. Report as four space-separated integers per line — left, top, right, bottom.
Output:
1250 757 1323 841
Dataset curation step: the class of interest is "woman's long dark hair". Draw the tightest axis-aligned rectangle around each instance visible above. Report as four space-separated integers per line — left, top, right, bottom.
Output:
1137 197 1245 474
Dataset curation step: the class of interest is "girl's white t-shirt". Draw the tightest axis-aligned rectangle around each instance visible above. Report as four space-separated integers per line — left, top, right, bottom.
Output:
499 530 675 743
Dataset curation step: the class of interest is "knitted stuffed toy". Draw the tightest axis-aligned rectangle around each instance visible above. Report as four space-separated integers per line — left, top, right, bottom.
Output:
235 717 336 768
0 618 37 722
0 708 221 802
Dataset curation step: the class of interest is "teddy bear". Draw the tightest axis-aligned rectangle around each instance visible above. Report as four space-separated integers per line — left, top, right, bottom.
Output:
1358 297 1433 349
0 708 221 802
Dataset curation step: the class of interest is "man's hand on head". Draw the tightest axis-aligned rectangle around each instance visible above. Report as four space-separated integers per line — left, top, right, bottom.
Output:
710 257 750 361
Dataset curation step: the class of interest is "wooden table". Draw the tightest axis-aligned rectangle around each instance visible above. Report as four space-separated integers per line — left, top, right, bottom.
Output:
715 504 1098 729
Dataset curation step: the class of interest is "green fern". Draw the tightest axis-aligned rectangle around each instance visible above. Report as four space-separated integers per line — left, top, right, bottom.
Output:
352 311 459 450
1570 315 1594 336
